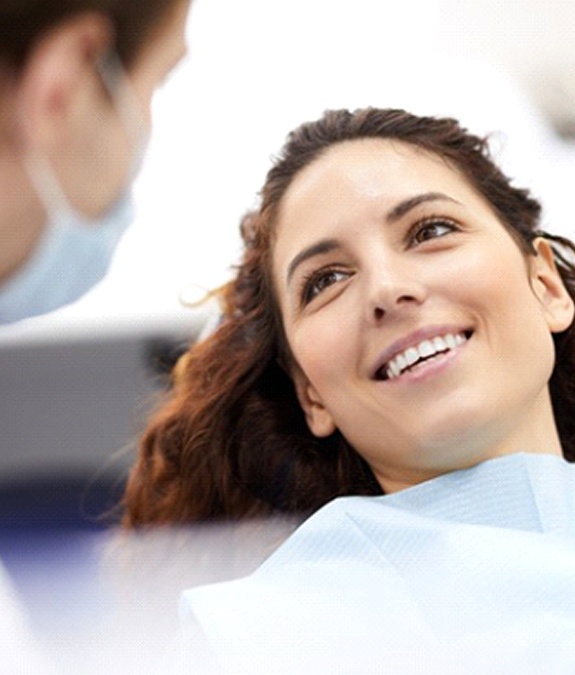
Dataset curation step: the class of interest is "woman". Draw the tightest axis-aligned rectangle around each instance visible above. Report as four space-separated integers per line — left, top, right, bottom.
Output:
124 108 575 672
0 0 191 323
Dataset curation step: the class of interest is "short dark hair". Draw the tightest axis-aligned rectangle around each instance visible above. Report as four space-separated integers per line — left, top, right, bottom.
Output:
0 0 185 70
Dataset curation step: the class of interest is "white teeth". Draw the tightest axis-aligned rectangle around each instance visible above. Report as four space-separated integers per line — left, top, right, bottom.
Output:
396 352 407 371
384 332 468 380
433 336 447 352
405 347 419 367
418 340 434 359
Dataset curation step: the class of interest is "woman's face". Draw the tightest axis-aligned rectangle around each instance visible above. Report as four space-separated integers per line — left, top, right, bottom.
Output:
272 139 574 492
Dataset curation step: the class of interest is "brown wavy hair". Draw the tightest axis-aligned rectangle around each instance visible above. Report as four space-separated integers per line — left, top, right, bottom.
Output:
122 107 575 527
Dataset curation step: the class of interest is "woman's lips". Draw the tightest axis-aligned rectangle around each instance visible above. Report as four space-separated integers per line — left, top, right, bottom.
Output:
373 328 473 381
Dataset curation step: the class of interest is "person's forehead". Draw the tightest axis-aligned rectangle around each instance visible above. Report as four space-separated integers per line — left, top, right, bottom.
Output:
278 138 469 217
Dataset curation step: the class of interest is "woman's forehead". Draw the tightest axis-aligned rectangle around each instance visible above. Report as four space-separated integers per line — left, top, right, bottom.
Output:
274 138 474 232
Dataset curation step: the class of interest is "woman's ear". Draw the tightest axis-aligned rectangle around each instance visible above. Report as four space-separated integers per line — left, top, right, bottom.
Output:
292 366 337 438
531 237 575 333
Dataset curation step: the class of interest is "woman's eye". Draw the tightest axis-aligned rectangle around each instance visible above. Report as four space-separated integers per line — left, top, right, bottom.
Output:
412 219 458 245
302 269 350 304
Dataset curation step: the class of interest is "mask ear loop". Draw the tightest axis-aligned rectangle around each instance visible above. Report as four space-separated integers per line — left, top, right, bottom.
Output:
23 151 71 219
96 52 149 177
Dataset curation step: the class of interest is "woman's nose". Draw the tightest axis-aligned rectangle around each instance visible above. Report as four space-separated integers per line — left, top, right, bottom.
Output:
365 265 427 323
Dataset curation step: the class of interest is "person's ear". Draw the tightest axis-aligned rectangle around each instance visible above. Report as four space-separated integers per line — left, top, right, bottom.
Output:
292 367 337 438
530 237 575 333
12 12 113 151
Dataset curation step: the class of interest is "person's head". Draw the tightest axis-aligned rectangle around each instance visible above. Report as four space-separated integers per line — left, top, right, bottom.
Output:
0 0 191 322
0 0 190 216
123 108 575 526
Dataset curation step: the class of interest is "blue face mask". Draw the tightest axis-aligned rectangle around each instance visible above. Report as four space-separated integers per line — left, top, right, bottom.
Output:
0 191 135 323
0 55 148 325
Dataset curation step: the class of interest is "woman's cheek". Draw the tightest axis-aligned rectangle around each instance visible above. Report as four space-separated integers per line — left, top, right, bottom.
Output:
290 315 349 383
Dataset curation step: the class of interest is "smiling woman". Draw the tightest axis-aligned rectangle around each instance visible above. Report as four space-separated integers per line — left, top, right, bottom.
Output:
272 136 574 493
122 107 575 673
123 107 575 524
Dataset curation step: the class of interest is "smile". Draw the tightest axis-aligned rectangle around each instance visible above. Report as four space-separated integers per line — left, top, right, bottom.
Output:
375 331 471 381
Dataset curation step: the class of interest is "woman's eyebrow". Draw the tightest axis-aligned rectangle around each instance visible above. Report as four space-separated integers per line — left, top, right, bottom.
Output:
386 192 461 223
286 238 340 285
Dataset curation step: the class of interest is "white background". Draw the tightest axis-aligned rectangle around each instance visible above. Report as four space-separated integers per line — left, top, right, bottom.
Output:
11 0 575 329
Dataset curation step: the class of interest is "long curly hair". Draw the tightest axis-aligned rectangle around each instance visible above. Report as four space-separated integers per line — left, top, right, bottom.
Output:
122 107 575 527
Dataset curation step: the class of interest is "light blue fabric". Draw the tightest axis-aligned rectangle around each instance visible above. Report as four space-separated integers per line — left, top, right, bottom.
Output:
179 453 575 674
0 192 134 323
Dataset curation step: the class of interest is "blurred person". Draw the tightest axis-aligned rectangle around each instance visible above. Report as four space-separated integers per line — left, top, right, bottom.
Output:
0 0 192 324
0 0 192 671
123 108 575 673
